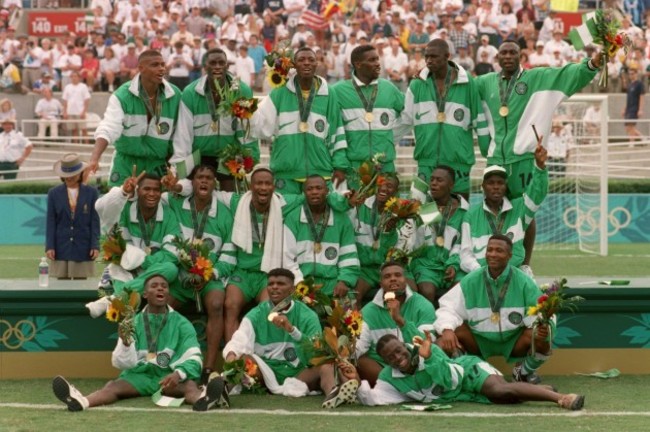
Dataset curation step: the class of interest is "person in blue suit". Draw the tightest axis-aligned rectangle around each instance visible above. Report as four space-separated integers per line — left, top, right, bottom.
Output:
46 153 100 279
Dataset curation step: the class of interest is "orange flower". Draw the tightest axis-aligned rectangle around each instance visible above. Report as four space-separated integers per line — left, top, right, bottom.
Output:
244 357 258 376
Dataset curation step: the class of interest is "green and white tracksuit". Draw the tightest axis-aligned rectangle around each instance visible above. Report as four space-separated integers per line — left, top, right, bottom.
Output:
402 63 490 193
434 264 550 361
223 300 321 388
252 76 349 194
356 288 436 366
331 75 406 186
94 75 181 186
112 305 203 395
283 204 360 296
459 165 548 273
410 194 469 290
165 191 236 299
476 60 597 196
357 344 500 405
170 74 260 167
96 187 180 295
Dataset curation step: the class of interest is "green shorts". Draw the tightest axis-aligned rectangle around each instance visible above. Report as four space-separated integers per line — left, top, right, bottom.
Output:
413 266 445 288
504 159 535 199
445 355 499 404
264 358 304 385
119 364 168 396
417 163 471 195
109 152 168 186
359 266 381 289
170 278 225 304
473 327 524 362
227 268 268 302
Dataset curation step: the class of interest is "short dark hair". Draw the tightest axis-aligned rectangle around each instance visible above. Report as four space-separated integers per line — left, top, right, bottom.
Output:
350 44 376 66
426 38 450 54
294 46 316 60
251 166 274 181
144 273 168 286
376 334 400 356
434 165 456 183
138 172 161 186
379 172 400 187
268 268 295 283
489 233 513 251
202 47 226 65
304 174 326 185
188 164 217 180
380 260 405 273
138 49 163 63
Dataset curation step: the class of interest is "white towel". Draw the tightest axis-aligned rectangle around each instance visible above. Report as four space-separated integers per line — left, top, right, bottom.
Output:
231 191 283 273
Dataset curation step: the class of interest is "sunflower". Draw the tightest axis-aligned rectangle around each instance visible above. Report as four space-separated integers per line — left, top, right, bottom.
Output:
267 70 286 88
295 282 309 298
527 306 540 316
384 197 398 211
106 305 120 322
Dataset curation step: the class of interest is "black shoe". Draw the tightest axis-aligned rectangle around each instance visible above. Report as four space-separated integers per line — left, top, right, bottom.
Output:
52 376 86 412
217 384 231 408
512 363 542 385
200 368 214 386
193 376 226 412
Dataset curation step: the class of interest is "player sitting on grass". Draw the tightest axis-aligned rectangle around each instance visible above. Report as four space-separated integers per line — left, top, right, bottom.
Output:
223 267 359 408
345 332 584 410
53 273 227 412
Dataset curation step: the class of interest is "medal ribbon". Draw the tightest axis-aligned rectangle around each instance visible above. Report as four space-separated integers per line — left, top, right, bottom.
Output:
304 203 329 247
189 197 210 240
249 202 268 248
295 76 316 126
143 306 169 356
498 69 520 108
483 267 513 315
435 199 455 245
429 65 453 116
352 78 379 115
484 209 505 235
137 206 156 247
139 82 163 128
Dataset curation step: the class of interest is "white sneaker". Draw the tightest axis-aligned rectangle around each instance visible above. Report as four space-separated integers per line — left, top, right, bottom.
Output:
85 296 111 318
52 376 89 411
519 265 535 280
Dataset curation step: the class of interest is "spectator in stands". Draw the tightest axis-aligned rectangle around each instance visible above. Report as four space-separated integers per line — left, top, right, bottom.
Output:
516 12 536 49
475 50 495 75
538 9 558 43
32 71 57 94
622 67 645 141
46 153 100 279
291 21 313 48
544 30 571 59
171 21 194 46
384 38 408 91
407 47 426 78
477 0 499 45
546 121 569 178
520 51 532 70
62 71 91 138
0 118 32 180
0 56 24 93
151 0 169 29
166 41 194 90
326 42 346 84
119 43 139 83
100 47 120 92
549 49 567 68
450 16 471 55
80 49 100 91
0 97 15 122
35 88 63 138
497 2 517 45
261 12 278 53
476 34 498 64
22 39 43 90
408 21 429 52
185 7 208 36
517 0 536 23
247 34 267 92
234 45 255 88
110 32 128 60
453 45 475 74
57 44 82 88
529 40 551 67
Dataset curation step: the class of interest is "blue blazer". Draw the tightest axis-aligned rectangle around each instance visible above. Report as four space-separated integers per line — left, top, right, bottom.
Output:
46 183 100 262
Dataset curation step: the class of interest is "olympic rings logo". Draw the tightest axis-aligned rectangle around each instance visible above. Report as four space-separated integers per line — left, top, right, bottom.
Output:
563 206 632 237
0 319 37 350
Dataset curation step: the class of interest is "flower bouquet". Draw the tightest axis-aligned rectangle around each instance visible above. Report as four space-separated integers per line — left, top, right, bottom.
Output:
265 41 294 88
527 278 584 353
231 97 259 138
384 197 421 219
326 298 363 360
173 237 214 312
101 223 126 265
219 143 255 193
293 275 333 319
354 153 386 199
222 357 266 394
105 287 141 344
385 244 426 265
302 326 355 367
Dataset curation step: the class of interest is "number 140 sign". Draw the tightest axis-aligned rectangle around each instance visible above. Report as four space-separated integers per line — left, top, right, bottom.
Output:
28 11 89 37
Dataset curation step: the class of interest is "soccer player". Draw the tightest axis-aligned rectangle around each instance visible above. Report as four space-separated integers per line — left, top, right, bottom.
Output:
252 47 348 195
170 48 259 192
283 175 359 298
53 274 227 412
346 332 584 410
435 234 553 384
475 41 602 275
356 261 436 386
88 50 182 186
402 39 489 198
223 268 359 408
459 139 547 274
410 165 469 306
331 45 406 189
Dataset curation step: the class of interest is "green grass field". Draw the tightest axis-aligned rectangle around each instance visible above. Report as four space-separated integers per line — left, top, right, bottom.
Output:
1 376 648 432
1 244 649 280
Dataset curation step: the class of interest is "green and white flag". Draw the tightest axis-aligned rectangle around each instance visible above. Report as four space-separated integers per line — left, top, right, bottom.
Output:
418 201 442 226
152 388 184 407
568 12 598 51
409 176 429 203
173 149 201 179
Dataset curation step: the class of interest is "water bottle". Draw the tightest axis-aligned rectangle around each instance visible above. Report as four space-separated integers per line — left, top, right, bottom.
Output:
38 257 49 287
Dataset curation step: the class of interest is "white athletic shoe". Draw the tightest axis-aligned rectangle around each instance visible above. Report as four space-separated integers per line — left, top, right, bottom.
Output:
519 265 535 280
85 296 111 318
322 379 359 409
52 376 89 411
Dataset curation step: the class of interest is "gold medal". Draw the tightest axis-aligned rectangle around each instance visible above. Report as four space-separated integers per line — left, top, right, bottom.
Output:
491 312 500 323
147 352 156 361
211 121 218 132
435 236 444 247
314 242 322 254
156 124 162 134
299 122 309 132
437 111 446 122
499 106 509 117
364 112 374 123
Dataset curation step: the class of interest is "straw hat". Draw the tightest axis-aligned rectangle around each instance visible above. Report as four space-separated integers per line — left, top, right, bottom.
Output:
53 153 88 178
